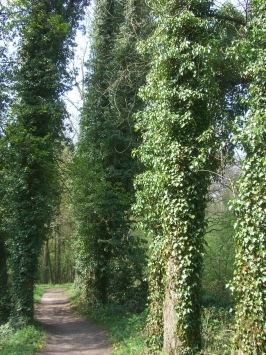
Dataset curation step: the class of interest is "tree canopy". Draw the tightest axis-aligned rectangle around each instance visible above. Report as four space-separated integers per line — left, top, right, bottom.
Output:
1 1 266 354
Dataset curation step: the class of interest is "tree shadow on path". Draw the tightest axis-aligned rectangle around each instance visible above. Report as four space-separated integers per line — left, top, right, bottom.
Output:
35 288 113 355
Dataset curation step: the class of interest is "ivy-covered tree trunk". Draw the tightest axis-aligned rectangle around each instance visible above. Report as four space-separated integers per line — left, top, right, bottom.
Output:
0 233 9 324
74 0 150 306
0 4 12 325
7 0 87 325
133 1 244 354
231 1 266 353
74 0 120 306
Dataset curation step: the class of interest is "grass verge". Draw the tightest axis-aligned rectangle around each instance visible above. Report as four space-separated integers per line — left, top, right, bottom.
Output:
70 288 234 355
70 288 148 354
0 283 73 355
0 323 46 355
34 283 73 303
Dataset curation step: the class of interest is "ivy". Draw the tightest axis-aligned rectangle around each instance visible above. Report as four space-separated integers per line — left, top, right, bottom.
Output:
0 5 13 325
230 1 266 353
73 0 151 307
0 161 10 324
6 0 88 325
133 1 244 354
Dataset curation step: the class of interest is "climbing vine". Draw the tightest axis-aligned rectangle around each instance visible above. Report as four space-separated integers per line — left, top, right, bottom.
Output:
230 1 266 353
133 1 244 353
6 0 88 325
0 5 11 324
74 0 151 307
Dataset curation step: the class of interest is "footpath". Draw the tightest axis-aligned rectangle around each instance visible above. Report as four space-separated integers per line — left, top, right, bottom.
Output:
35 288 112 355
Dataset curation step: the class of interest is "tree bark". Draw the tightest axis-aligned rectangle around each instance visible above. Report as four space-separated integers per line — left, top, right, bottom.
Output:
163 257 181 355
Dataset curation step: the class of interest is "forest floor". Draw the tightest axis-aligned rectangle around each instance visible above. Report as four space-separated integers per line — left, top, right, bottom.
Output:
35 288 113 355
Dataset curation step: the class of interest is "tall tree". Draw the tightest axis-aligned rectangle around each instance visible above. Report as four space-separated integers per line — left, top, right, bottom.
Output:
0 152 10 325
0 3 12 325
6 0 88 325
230 0 266 353
133 1 244 354
74 0 150 306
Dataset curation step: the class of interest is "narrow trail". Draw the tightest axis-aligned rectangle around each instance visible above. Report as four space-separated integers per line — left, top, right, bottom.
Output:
35 288 113 355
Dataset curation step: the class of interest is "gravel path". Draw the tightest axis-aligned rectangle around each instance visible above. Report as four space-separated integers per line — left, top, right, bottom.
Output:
35 288 113 355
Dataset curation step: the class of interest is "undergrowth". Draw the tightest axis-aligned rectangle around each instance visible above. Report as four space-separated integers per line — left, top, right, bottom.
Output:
34 284 49 303
0 323 45 355
70 288 148 354
70 287 234 355
202 307 233 355
0 283 70 355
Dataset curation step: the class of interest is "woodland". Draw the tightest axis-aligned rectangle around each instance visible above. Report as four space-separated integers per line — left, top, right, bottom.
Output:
0 0 266 354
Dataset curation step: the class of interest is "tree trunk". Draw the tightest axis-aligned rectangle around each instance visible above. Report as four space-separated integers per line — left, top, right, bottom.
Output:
0 235 9 323
47 241 53 284
163 257 181 354
42 240 49 284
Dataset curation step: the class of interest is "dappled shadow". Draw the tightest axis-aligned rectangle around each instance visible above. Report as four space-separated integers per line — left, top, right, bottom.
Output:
35 289 112 355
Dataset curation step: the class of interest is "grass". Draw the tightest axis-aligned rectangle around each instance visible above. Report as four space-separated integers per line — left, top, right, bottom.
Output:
70 288 234 355
34 283 73 303
70 288 148 354
0 323 46 355
202 307 233 355
91 305 148 355
34 284 50 303
0 283 73 355
0 284 231 355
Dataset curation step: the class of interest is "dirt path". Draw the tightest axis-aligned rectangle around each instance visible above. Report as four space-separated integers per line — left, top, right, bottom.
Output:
35 288 113 355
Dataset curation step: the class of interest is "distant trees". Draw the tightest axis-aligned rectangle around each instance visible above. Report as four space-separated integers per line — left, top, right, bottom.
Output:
39 150 76 285
204 170 238 307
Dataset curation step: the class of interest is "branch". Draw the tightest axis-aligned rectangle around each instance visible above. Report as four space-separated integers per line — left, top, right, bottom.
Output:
208 11 246 26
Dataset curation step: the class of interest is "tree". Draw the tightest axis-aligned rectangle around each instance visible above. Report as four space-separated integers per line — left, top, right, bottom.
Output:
133 1 244 353
6 0 88 325
0 160 10 324
0 3 13 325
73 0 150 306
230 0 266 353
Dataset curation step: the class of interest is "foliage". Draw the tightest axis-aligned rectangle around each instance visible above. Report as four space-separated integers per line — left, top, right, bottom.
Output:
201 307 233 355
0 215 10 324
73 0 151 306
70 288 148 355
0 230 10 324
229 1 266 353
0 141 11 324
0 3 14 325
38 148 76 284
5 0 88 326
34 283 72 303
133 1 244 353
1 284 69 354
71 287 235 355
203 178 237 308
1 0 265 354
0 324 46 355
33 284 52 303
